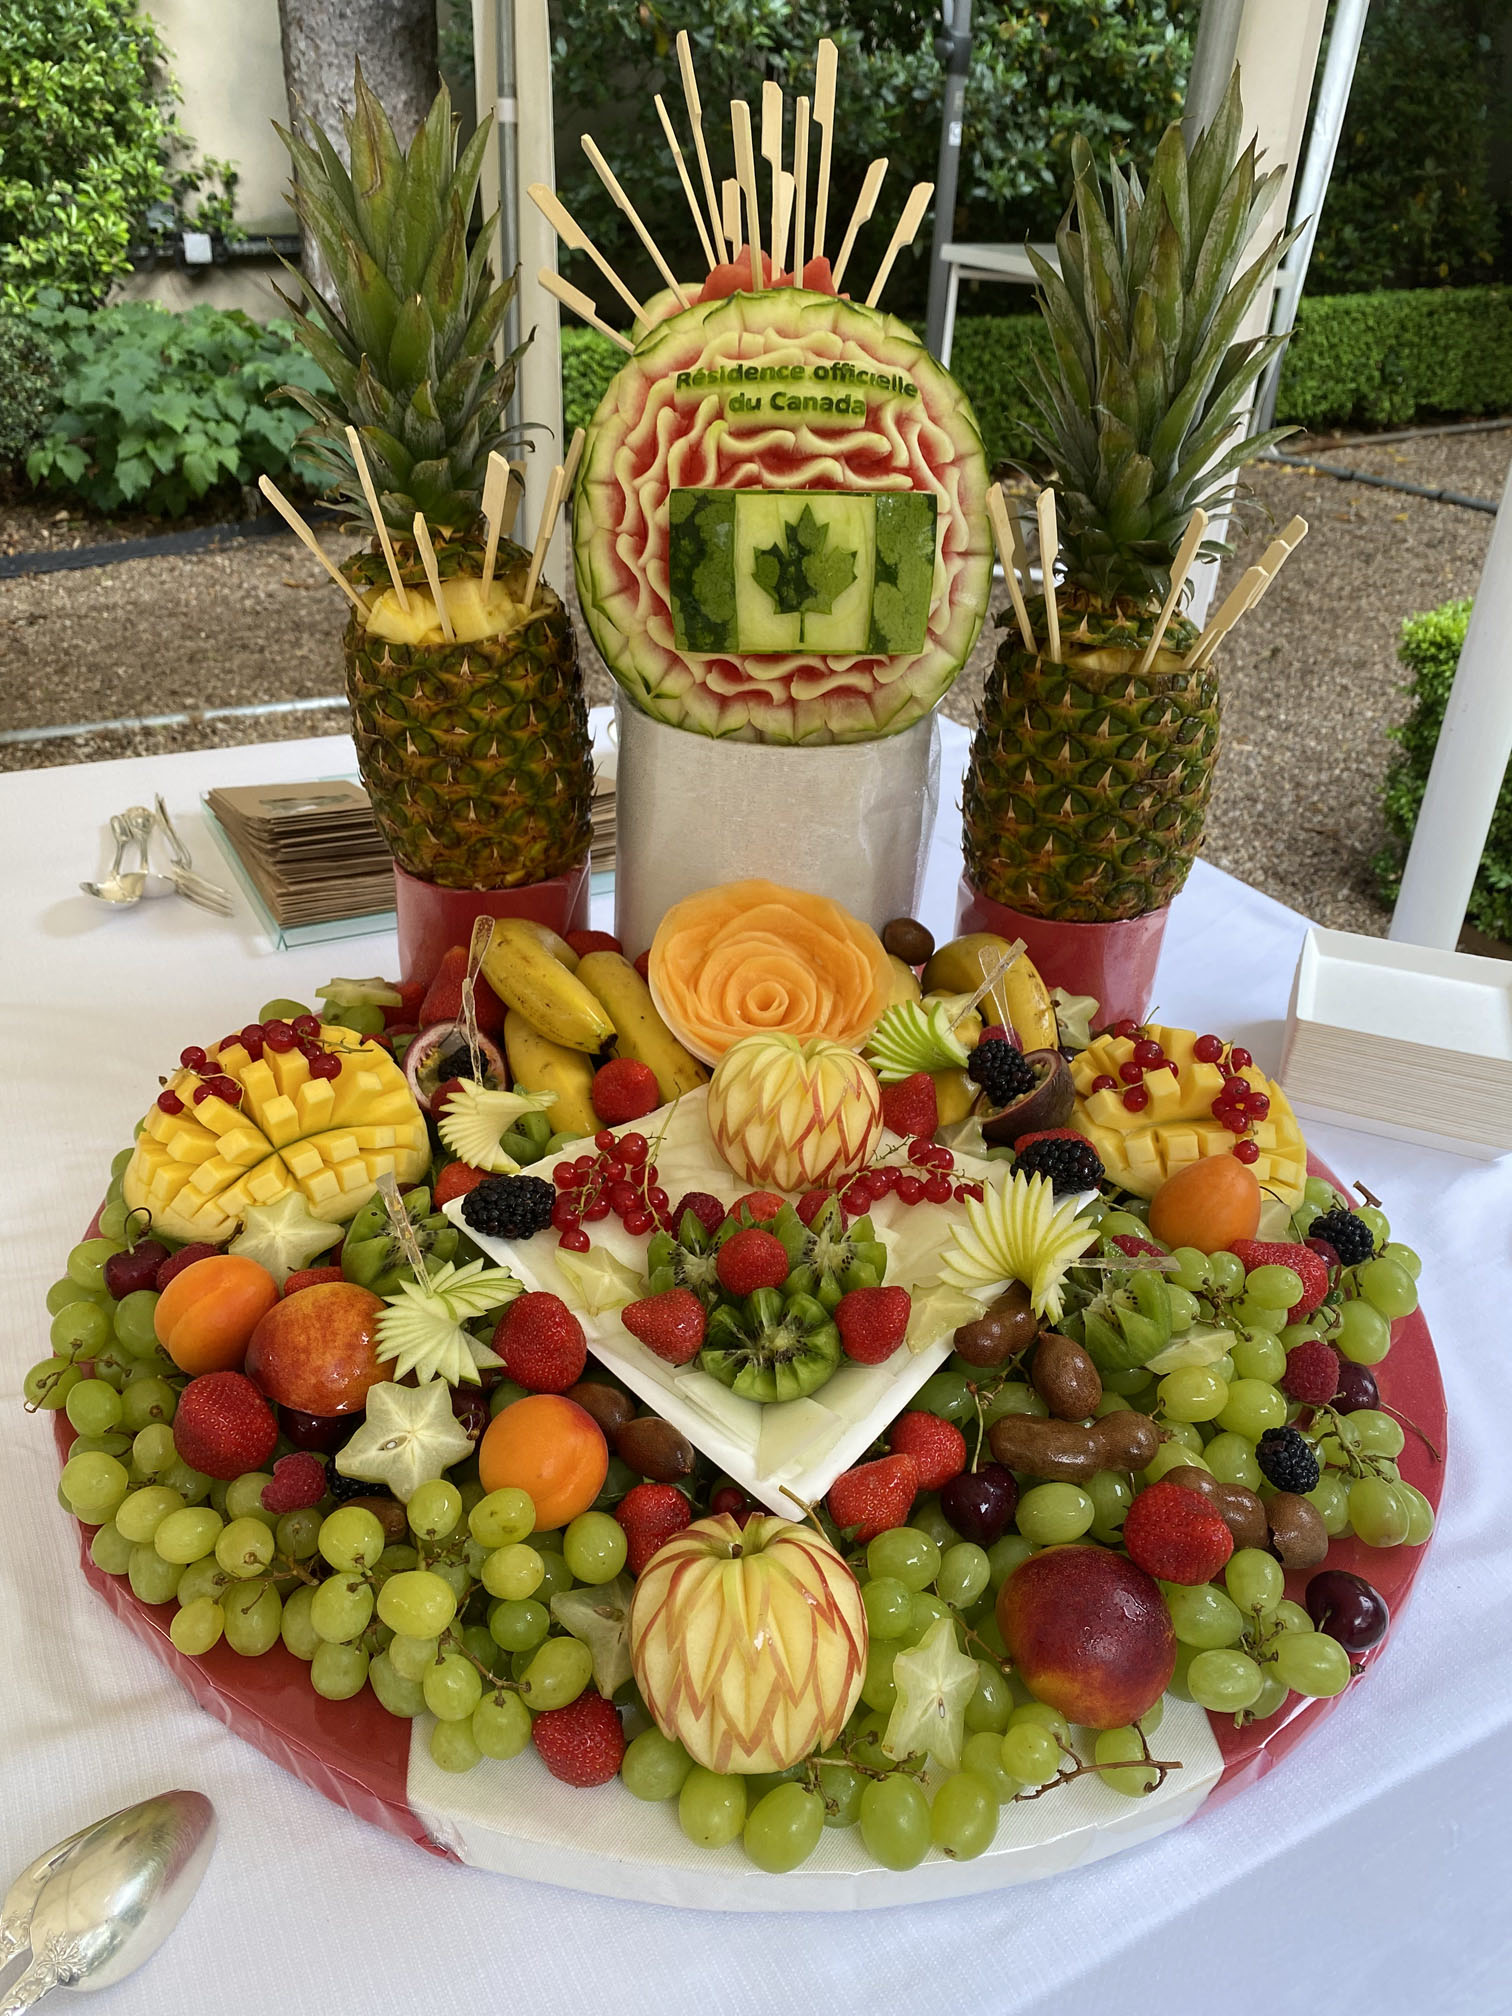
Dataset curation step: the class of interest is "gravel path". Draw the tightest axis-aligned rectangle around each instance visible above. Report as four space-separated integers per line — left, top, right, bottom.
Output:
3 429 1505 934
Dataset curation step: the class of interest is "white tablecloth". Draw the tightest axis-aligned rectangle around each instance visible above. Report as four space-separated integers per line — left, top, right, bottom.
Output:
2 721 1507 2016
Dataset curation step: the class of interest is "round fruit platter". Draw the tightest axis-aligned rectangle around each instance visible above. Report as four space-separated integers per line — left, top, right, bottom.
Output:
31 905 1446 1909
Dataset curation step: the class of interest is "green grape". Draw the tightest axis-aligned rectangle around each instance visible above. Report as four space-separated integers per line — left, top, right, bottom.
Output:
532 1551 574 1605
94 1194 127 1240
119 1378 177 1431
1142 1443 1211 1485
1348 1476 1411 1548
1101 1366 1156 1398
25 1358 81 1410
1162 1420 1206 1455
368 1652 426 1719
1351 1410 1406 1458
428 1557 473 1607
1165 1285 1201 1330
111 1291 163 1359
488 1598 550 1653
914 1370 974 1423
1398 1481 1435 1545
92 1344 136 1390
529 1529 564 1554
1009 1700 1071 1743
67 1237 125 1289
1000 1722 1062 1784
1230 1332 1287 1383
388 1632 440 1682
1381 1241 1421 1281
862 1576 912 1640
406 1479 463 1541
1336 1300 1390 1365
222 1581 282 1656
1306 1472 1352 1537
222 1474 276 1523
1231 1298 1286 1335
1216 1378 1288 1441
963 1661 1013 1735
69 1433 131 1460
327 1001 387 1036
429 1718 482 1774
1168 1247 1212 1292
459 1537 491 1580
1210 1354 1236 1384
1099 1209 1151 1240
679 1768 747 1848
1358 1257 1416 1320
131 1424 176 1477
115 1484 184 1544
980 1381 1049 1422
473 1691 532 1759
859 1774 931 1870
1136 1697 1163 1736
1244 1264 1304 1309
376 1569 457 1638
318 1505 387 1571
1356 1204 1390 1248
1249 1671 1290 1721
1225 1548 1284 1615
1085 1468 1134 1539
519 1636 593 1710
961 1729 1022 1803
814 1756 865 1828
1164 1582 1244 1649
468 1487 536 1547
908 1496 961 1549
461 1624 498 1674
90 1523 135 1576
422 1650 483 1721
481 1542 544 1601
744 1783 825 1872
488 1380 531 1418
845 1708 894 1772
1159 1367 1229 1423
1093 1391 1132 1418
938 1542 991 1609
1094 1726 1160 1796
280 1584 321 1661
622 1727 694 1801
986 1534 1033 1587
311 1641 370 1700
564 1511 628 1584
51 1301 112 1361
1186 1648 1263 1711
217 1517 275 1579
260 996 311 1023
176 1556 232 1608
1203 1249 1243 1295
60 1452 129 1523
973 1612 1008 1663
310 1573 374 1643
1270 1629 1351 1698
276 1507 324 1561
48 1275 108 1316
1274 1599 1312 1634
170 1597 225 1656
905 1593 951 1645
128 1544 183 1606
153 1507 223 1565
1303 1176 1340 1210
866 1527 940 1592
930 1772 997 1858
1016 1483 1095 1545
860 1641 900 1712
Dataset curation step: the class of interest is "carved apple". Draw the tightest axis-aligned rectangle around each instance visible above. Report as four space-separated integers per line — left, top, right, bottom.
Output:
628 1513 867 1774
706 1034 883 1194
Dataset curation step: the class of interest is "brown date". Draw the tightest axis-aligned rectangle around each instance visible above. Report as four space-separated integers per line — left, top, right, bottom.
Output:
952 1281 1039 1368
1164 1466 1269 1552
1031 1332 1103 1420
615 1414 696 1483
882 916 935 966
1266 1490 1329 1569
987 1408 1161 1483
565 1380 635 1440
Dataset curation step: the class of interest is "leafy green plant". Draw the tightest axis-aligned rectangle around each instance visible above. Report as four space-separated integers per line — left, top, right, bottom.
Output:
0 315 62 467
562 325 627 436
1375 600 1512 941
24 298 329 516
1271 286 1512 431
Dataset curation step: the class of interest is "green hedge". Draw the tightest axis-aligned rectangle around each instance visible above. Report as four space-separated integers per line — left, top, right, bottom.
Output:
1275 286 1512 431
562 326 625 439
1375 601 1512 942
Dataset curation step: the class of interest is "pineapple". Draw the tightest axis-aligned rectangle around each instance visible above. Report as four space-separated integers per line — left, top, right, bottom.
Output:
277 68 591 891
962 78 1294 924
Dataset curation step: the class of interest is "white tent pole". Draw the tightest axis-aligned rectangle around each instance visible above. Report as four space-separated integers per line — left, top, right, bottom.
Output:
1389 455 1512 950
1182 0 1245 142
508 0 566 589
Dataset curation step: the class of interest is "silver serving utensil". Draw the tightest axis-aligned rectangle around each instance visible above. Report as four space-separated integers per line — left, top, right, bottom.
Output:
78 817 146 909
127 804 233 915
0 1825 98 1971
0 1790 215 2012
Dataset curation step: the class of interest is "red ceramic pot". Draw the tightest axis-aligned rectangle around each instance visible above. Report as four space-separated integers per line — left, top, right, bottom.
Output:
395 857 592 984
957 876 1170 1030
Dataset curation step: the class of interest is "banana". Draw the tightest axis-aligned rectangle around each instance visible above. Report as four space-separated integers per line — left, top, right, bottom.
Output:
503 1011 600 1138
886 954 923 1005
574 950 708 1101
482 919 614 1052
931 1069 978 1127
922 933 1058 1050
511 918 580 970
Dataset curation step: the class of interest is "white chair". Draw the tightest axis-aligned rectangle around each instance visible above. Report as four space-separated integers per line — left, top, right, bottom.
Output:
935 240 1058 367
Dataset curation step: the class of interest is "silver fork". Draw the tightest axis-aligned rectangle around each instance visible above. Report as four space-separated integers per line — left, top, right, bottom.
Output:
125 804 233 915
152 795 236 912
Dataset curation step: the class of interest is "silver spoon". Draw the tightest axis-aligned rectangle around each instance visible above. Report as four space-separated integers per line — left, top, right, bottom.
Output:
0 1790 215 2012
0 1824 99 1971
78 817 146 908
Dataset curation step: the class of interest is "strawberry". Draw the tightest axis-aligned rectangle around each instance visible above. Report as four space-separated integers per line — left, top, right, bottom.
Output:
622 1288 706 1366
531 1690 626 1786
1229 1238 1331 1318
172 1372 279 1480
1123 1479 1233 1584
978 1025 1012 1045
615 1481 692 1575
880 1072 938 1139
1281 1335 1341 1405
715 1227 790 1297
565 929 622 957
827 1453 919 1544
796 1190 844 1228
835 1285 911 1364
888 1409 967 1490
281 1265 345 1297
1110 1233 1166 1260
260 1451 328 1513
384 980 425 1027
432 1160 491 1209
591 1057 661 1125
430 1078 470 1119
633 951 652 981
492 1292 587 1393
670 1191 725 1238
728 1190 785 1225
419 946 505 1038
155 1242 219 1292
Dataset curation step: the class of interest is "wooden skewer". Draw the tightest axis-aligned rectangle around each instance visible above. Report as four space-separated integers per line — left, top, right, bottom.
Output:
865 180 933 307
831 158 888 292
986 484 1036 652
721 180 741 250
345 425 408 611
562 423 586 497
1135 506 1208 675
527 182 647 322
1036 488 1061 662
480 451 510 599
1189 563 1266 668
761 81 785 276
501 462 526 538
677 30 726 264
654 95 716 271
582 136 690 309
774 171 796 278
523 454 570 609
411 513 456 641
792 95 811 280
537 267 633 352
730 99 763 292
1006 501 1032 592
1248 514 1309 607
811 39 838 262
258 475 364 610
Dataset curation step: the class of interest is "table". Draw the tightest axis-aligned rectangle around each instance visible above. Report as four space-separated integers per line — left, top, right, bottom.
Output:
2 721 1507 2016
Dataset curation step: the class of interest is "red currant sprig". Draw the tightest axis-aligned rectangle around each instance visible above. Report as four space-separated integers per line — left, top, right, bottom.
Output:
1092 1019 1175 1112
550 1130 668 1251
1194 1034 1265 1162
836 1142 983 1216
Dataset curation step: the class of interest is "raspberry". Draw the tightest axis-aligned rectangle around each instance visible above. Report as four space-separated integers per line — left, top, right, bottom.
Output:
531 1690 626 1787
827 1454 918 1544
621 1287 706 1366
881 1072 940 1139
1255 1426 1322 1494
591 1058 661 1125
615 1481 693 1575
1123 1479 1234 1584
888 1410 967 1491
1110 1233 1166 1260
1280 1336 1340 1406
260 1451 328 1513
728 1191 786 1225
834 1285 911 1365
172 1372 279 1481
491 1292 587 1393
432 1160 491 1209
669 1191 725 1239
715 1227 790 1297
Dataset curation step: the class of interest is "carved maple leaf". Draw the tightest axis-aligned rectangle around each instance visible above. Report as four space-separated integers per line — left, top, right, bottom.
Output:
752 503 858 635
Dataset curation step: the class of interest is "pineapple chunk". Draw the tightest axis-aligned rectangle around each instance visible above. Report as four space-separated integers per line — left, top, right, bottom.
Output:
364 576 524 648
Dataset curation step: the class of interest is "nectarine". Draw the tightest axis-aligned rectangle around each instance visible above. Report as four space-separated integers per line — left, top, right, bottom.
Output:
154 1254 279 1374
244 1281 388 1416
478 1395 608 1529
997 1545 1175 1730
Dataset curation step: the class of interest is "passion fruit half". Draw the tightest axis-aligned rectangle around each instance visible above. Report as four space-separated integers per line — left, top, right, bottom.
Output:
404 1021 508 1116
978 1048 1075 1148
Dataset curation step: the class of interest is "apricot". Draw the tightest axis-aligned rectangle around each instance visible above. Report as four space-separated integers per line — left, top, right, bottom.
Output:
1147 1155 1261 1252
478 1395 608 1529
154 1253 279 1373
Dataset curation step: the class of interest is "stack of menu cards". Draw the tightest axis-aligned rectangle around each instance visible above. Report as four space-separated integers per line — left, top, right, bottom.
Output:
204 780 395 928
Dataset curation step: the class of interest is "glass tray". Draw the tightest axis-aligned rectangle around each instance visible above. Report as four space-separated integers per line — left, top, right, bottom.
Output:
200 796 397 951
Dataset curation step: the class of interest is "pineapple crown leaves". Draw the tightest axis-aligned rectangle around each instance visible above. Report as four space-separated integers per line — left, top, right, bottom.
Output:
1022 72 1301 606
272 62 528 534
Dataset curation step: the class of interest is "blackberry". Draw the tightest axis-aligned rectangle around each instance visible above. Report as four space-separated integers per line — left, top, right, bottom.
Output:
1255 1425 1321 1494
1308 1208 1375 1267
967 1038 1037 1106
1013 1131 1104 1195
327 1469 392 1507
461 1174 557 1241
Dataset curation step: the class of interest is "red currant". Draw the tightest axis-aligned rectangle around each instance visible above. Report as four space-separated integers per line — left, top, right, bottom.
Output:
1090 1074 1117 1093
646 1187 669 1212
1223 1075 1250 1099
1220 1111 1247 1135
309 1053 341 1082
1122 1085 1150 1112
1233 1140 1260 1165
292 1014 321 1039
594 1130 616 1152
644 1165 659 1185
599 1157 627 1183
869 1165 899 1196
622 1211 653 1237
1247 1092 1271 1120
1165 1059 1180 1075
926 1147 955 1171
157 1089 184 1114
922 1173 953 1204
842 1183 871 1214
551 1198 582 1231
552 1165 579 1190
1229 1046 1253 1071
582 1197 611 1223
907 1140 935 1165
558 1229 592 1252
619 1134 649 1166
1192 1034 1224 1064
263 1020 295 1053
297 1037 325 1062
179 1045 207 1071
1111 1019 1138 1040
192 1085 214 1104
607 1182 638 1215
214 1076 243 1103
1132 1039 1164 1067
896 1175 925 1206
1119 1060 1145 1085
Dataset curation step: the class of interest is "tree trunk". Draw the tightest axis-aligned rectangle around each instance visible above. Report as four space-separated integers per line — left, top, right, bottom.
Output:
276 0 439 297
